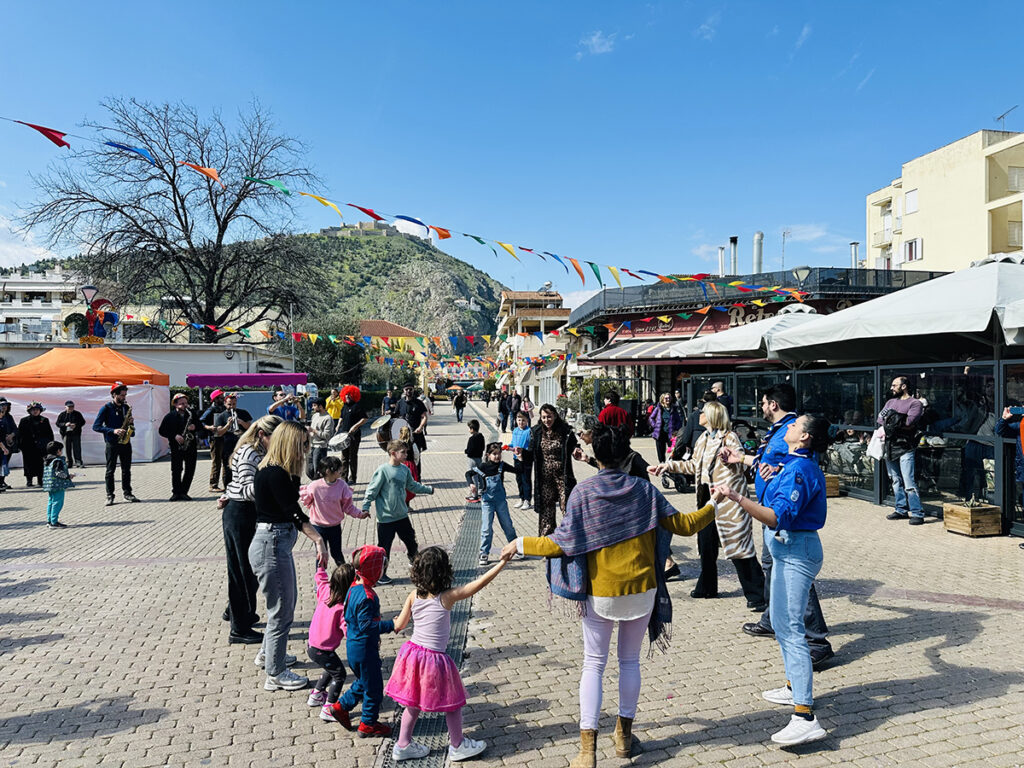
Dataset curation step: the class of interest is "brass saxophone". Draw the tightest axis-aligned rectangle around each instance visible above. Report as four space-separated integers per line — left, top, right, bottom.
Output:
119 403 135 445
182 408 196 447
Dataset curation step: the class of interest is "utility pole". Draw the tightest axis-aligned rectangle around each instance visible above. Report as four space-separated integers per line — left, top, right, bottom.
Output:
781 228 792 271
289 301 295 372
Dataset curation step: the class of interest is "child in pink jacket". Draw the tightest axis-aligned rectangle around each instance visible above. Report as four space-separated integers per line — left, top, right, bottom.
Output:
300 456 367 565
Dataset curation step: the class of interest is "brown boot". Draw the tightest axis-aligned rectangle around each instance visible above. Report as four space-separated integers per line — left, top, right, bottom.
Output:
568 729 597 768
612 716 639 757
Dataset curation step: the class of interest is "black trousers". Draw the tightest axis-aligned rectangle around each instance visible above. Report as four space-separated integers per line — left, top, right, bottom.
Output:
341 437 360 485
655 434 671 463
222 500 260 634
63 432 82 465
692 521 765 603
313 523 344 565
104 442 133 496
308 645 347 702
378 517 419 575
209 438 228 488
170 444 198 496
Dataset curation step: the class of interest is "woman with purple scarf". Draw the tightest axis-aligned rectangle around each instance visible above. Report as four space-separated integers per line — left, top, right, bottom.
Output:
502 424 716 768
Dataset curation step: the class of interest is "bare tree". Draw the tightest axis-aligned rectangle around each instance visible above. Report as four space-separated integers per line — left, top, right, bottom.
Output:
22 98 326 342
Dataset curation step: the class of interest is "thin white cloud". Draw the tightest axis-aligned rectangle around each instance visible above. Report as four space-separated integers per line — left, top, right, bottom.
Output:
766 24 780 37
789 23 812 60
0 212 56 269
691 243 720 262
856 68 876 92
559 288 602 312
576 30 617 60
785 223 829 242
834 51 860 79
694 12 721 41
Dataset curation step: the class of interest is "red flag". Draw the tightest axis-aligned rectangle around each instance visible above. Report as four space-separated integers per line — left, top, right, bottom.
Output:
291 332 303 342
466 335 475 345
16 121 70 148
347 204 385 221
206 324 217 331
429 226 451 239
640 317 654 323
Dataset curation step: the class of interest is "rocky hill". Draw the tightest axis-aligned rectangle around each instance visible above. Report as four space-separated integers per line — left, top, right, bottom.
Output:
292 232 506 335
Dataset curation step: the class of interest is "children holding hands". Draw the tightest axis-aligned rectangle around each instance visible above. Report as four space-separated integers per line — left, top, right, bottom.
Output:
300 456 367 566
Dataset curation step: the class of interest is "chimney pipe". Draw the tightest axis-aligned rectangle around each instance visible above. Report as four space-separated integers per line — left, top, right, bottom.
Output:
753 231 764 273
717 246 726 277
850 241 860 269
729 236 738 275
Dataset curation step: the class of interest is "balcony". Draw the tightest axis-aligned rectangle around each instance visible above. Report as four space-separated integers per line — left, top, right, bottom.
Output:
892 215 903 233
872 229 893 247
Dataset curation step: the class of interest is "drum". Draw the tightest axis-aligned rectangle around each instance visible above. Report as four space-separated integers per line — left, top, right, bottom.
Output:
375 416 410 452
328 431 352 452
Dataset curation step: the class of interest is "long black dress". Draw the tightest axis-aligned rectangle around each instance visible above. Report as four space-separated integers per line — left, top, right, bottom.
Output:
18 414 54 484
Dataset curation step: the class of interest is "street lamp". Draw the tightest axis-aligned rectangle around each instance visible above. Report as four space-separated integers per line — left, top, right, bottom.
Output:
791 266 812 287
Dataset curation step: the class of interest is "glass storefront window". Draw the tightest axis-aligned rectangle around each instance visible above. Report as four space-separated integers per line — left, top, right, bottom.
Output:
1001 364 1024 532
795 369 875 427
822 428 875 492
735 373 793 426
879 365 996 506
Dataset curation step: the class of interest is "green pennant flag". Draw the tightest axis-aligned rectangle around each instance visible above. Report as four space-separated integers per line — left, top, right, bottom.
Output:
676 313 692 320
328 335 338 343
240 328 251 338
243 176 291 195
587 261 604 286
771 296 787 302
417 337 425 346
584 325 595 334
498 334 508 341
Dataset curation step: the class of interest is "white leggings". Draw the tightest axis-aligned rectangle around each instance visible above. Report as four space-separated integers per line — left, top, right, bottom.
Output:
579 608 652 730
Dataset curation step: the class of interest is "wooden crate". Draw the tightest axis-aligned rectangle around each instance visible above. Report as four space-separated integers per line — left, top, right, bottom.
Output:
824 474 840 498
942 503 1002 537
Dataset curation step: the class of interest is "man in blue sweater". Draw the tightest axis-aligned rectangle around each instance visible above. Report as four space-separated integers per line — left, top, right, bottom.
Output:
92 382 139 506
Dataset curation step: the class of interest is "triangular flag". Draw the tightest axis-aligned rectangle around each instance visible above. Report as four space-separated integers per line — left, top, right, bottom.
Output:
568 328 580 336
449 336 459 349
363 336 372 345
533 331 544 342
496 242 521 261
299 192 344 222
466 335 475 345
260 330 271 339
347 204 384 221
292 332 303 342
566 257 586 284
603 323 617 331
657 315 672 323
106 142 156 165
429 226 451 239
309 333 319 345
244 176 291 195
587 261 604 285
16 121 70 148
621 321 631 329
621 268 644 280
752 299 767 306
482 334 491 344
694 306 711 315
640 317 654 323
583 326 595 334
607 266 622 287
543 253 569 274
179 161 226 189
520 247 544 260
677 313 692 320
328 335 338 343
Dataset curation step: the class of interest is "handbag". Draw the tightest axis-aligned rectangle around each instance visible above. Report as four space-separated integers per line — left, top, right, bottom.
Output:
866 427 885 460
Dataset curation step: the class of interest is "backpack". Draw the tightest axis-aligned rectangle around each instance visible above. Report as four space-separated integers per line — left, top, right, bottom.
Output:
43 456 73 492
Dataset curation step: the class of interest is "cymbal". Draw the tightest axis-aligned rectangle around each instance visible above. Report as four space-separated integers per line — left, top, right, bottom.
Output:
370 414 393 429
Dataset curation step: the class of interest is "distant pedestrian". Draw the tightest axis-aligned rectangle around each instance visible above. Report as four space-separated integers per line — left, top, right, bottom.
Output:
42 441 74 528
647 393 682 463
337 386 368 485
202 389 228 492
498 392 511 433
877 376 924 525
0 398 17 490
56 400 86 468
711 381 733 416
598 390 631 436
453 391 467 423
385 546 503 762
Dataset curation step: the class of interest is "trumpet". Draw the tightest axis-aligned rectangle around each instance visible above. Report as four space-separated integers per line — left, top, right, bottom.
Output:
119 403 135 445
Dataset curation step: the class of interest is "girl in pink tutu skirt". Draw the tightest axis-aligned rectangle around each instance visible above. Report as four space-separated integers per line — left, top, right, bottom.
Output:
386 545 511 762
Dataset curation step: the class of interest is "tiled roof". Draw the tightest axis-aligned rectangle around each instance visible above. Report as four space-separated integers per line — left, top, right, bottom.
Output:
358 319 426 337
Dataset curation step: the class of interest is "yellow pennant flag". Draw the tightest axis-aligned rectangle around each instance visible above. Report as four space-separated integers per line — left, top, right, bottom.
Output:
752 299 767 306
141 316 150 326
657 315 672 323
225 326 236 333
298 192 344 223
482 334 491 344
309 333 319 345
607 266 622 287
496 242 521 261
568 327 580 336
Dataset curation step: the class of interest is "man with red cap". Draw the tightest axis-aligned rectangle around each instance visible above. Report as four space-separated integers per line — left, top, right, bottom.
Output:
201 389 228 492
92 382 139 505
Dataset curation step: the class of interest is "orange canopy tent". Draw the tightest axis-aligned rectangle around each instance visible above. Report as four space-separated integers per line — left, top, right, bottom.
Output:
0 347 170 387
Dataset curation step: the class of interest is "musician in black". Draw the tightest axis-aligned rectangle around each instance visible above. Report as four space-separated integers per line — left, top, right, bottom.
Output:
159 392 199 501
201 389 228 492
18 401 53 487
56 400 86 468
396 385 428 474
212 392 252 484
92 382 138 506
337 386 368 485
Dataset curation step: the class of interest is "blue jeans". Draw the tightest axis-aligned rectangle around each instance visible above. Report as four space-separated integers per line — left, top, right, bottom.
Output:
456 407 465 422
47 490 65 524
339 650 384 724
480 496 518 558
765 528 823 707
886 450 923 517
248 524 298 677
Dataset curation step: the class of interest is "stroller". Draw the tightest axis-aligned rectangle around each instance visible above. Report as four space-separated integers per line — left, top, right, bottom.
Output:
659 419 760 494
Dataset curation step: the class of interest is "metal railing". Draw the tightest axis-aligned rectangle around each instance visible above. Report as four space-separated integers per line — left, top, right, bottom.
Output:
872 229 893 246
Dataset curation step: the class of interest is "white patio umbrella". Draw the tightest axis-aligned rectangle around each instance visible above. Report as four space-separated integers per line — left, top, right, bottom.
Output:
668 304 820 358
770 260 1024 363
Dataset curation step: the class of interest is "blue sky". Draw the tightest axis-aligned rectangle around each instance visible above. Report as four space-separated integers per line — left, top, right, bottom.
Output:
2 1 1023 308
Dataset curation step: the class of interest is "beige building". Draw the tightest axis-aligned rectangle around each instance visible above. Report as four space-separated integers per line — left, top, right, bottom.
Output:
866 130 1024 272
494 290 571 405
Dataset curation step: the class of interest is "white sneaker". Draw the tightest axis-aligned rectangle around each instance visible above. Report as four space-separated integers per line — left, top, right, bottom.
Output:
320 703 339 722
255 650 297 668
523 501 532 510
771 715 826 745
762 686 794 705
478 555 489 567
393 741 431 761
263 669 309 691
307 689 327 707
449 736 487 761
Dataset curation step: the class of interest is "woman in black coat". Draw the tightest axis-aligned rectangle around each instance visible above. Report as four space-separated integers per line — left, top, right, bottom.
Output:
18 402 53 487
528 403 578 536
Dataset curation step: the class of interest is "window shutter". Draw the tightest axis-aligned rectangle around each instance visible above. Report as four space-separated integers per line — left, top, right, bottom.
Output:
1009 167 1024 193
905 189 918 214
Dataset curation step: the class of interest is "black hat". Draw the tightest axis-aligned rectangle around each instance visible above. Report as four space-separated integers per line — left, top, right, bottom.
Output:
65 400 75 407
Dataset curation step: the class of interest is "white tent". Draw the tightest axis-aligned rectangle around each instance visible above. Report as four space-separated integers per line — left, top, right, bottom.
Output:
769 260 1024 363
668 305 820 359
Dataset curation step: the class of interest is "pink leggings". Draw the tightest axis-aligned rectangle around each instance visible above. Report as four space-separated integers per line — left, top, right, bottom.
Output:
579 608 653 730
397 706 463 748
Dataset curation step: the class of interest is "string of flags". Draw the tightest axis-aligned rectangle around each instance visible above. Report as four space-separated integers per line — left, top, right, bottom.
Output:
3 114 809 299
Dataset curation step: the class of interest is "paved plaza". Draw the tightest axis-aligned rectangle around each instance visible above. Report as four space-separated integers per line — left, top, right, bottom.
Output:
1 401 1023 768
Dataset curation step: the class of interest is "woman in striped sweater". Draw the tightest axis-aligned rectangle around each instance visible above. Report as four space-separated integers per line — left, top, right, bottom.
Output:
501 424 717 768
652 400 765 609
220 415 282 644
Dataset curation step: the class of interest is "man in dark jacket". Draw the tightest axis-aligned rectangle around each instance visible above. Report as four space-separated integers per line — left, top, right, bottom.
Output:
56 400 86 468
159 392 199 501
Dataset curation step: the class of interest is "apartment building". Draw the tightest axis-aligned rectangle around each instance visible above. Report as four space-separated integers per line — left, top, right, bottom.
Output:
0 266 80 342
866 129 1024 272
494 290 571 404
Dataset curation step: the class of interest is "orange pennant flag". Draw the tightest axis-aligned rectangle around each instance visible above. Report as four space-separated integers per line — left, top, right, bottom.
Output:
429 226 451 239
496 242 521 262
566 257 586 284
694 305 711 314
178 161 226 189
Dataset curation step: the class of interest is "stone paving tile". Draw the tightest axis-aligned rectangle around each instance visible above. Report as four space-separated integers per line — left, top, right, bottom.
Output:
1 399 1023 767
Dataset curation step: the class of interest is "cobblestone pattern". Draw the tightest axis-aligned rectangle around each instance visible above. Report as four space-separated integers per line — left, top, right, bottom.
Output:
1 399 1022 767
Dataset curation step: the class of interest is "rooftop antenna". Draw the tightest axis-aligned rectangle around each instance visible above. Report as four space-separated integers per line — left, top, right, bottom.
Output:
996 105 1019 130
